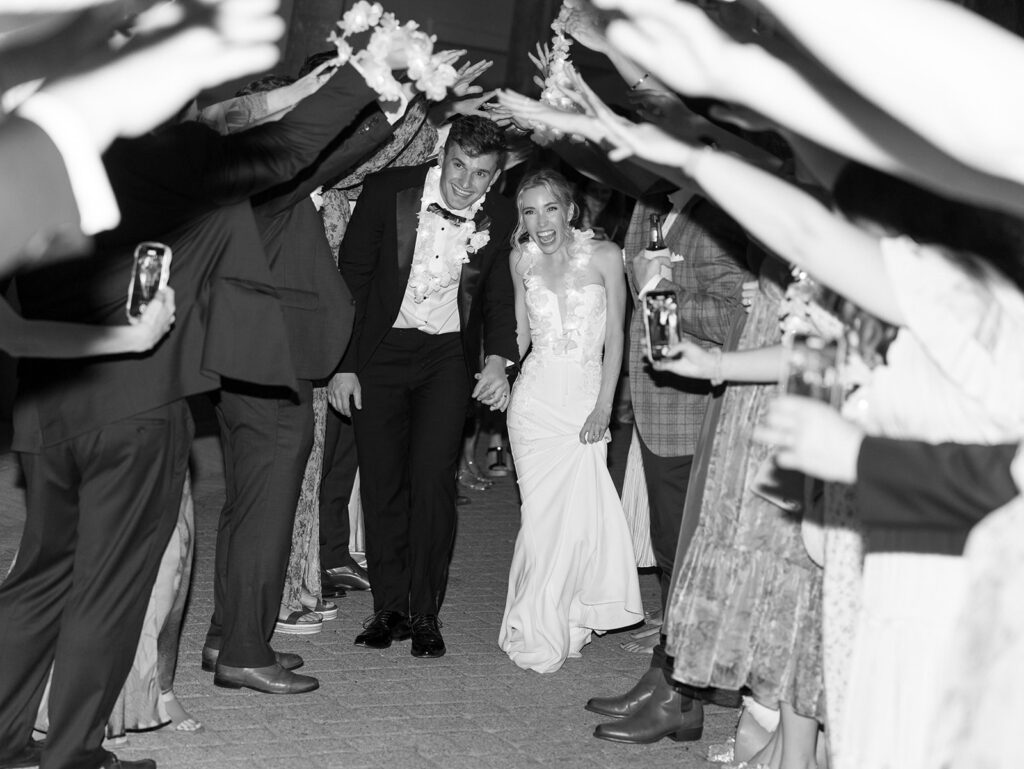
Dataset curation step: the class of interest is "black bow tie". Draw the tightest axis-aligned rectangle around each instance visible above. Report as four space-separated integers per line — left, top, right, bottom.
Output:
427 201 468 225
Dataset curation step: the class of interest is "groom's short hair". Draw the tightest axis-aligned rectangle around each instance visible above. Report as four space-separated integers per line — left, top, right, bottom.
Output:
445 115 507 170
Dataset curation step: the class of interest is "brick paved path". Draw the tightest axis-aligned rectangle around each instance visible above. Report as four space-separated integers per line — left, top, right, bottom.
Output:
0 421 733 769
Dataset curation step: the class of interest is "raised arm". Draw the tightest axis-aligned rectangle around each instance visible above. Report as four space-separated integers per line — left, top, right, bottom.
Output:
590 0 1024 217
604 121 903 326
754 0 1024 184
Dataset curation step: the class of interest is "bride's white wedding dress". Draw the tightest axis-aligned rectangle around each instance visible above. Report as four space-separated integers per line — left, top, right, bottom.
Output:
499 230 643 674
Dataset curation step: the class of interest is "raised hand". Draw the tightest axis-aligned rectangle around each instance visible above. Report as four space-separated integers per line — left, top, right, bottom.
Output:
563 1 610 53
591 0 739 100
451 58 494 97
601 116 696 166
495 89 605 144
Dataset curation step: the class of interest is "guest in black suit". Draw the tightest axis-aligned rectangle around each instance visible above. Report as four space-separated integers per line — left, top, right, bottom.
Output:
0 55 406 768
201 72 401 687
329 115 518 658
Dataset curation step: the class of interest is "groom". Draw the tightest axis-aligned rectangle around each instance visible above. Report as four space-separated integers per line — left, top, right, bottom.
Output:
329 115 518 658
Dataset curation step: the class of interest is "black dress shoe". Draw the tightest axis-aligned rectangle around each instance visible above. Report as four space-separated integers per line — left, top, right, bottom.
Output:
100 753 156 769
354 609 410 648
593 684 703 744
201 646 303 672
214 662 319 694
0 739 44 769
410 614 446 658
322 563 370 593
585 666 661 718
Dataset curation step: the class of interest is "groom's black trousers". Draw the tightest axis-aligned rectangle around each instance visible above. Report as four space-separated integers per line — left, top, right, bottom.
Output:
352 328 470 616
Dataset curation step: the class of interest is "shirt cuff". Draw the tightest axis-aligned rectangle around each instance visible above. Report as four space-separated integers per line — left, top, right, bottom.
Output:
17 92 119 235
639 273 666 296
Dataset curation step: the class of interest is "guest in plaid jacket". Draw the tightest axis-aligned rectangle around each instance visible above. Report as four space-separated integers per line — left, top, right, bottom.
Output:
588 187 751 745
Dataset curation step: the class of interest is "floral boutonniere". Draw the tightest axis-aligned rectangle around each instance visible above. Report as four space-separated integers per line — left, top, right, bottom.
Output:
467 212 491 254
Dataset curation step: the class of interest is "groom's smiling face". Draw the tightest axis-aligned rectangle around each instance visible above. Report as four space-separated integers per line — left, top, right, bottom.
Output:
437 142 501 211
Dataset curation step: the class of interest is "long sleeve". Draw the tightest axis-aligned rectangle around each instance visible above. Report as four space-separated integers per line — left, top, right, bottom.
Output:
857 438 1019 538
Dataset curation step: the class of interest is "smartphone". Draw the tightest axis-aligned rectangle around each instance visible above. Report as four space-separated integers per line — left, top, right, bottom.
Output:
127 242 172 324
642 289 680 361
780 331 844 407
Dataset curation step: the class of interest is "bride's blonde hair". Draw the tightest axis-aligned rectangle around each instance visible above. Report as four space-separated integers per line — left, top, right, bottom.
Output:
510 169 578 255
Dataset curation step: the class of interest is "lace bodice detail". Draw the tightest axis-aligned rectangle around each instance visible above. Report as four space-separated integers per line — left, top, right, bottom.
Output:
521 230 607 366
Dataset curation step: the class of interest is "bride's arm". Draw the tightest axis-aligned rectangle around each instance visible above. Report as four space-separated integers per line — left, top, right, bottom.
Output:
510 249 532 363
581 241 627 444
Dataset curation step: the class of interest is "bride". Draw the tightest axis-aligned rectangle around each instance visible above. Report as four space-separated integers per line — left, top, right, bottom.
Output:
498 168 643 673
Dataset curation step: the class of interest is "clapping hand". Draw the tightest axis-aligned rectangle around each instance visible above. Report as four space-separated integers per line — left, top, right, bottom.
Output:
741 279 758 313
451 58 494 97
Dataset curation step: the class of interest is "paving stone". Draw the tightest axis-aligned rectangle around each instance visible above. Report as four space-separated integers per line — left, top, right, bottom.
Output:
0 422 735 768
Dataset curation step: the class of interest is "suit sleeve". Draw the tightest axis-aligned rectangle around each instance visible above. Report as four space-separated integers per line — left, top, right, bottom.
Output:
665 200 750 345
184 65 377 207
856 437 1019 532
0 117 83 274
481 208 520 365
337 172 389 372
253 109 394 216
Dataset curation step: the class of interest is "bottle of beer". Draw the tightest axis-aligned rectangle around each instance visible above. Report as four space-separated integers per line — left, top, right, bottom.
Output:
644 213 669 259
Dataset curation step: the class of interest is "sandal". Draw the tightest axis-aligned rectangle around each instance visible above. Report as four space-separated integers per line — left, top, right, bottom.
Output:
159 690 204 734
299 598 338 621
275 609 323 635
619 632 658 653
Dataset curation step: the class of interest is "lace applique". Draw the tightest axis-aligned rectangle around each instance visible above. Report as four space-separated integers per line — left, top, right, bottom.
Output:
522 228 595 355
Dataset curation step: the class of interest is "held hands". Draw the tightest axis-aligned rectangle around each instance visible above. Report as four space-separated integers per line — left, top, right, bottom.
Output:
328 372 361 418
753 395 864 484
579 403 612 444
472 357 511 412
129 288 176 352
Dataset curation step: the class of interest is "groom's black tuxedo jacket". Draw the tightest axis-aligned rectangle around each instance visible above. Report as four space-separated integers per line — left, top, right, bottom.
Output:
338 162 519 375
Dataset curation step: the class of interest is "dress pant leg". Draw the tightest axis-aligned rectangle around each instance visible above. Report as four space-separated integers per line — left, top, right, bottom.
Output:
407 335 469 616
637 433 693 677
318 408 358 570
0 401 191 769
207 380 314 668
352 335 413 614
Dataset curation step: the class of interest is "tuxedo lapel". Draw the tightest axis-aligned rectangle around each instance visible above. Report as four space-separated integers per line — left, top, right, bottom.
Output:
395 185 423 281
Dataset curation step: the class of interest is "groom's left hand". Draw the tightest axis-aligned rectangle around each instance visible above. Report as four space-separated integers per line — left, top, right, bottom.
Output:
473 356 511 411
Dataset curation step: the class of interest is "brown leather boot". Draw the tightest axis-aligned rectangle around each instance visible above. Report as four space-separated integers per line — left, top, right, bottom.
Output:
584 666 662 718
592 677 704 744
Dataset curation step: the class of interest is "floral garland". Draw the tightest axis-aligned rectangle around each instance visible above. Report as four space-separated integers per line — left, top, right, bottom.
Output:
408 166 491 302
522 228 594 352
328 2 457 102
532 0 586 145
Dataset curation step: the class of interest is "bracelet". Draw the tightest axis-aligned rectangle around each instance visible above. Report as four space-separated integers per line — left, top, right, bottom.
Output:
629 73 649 91
709 347 725 387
